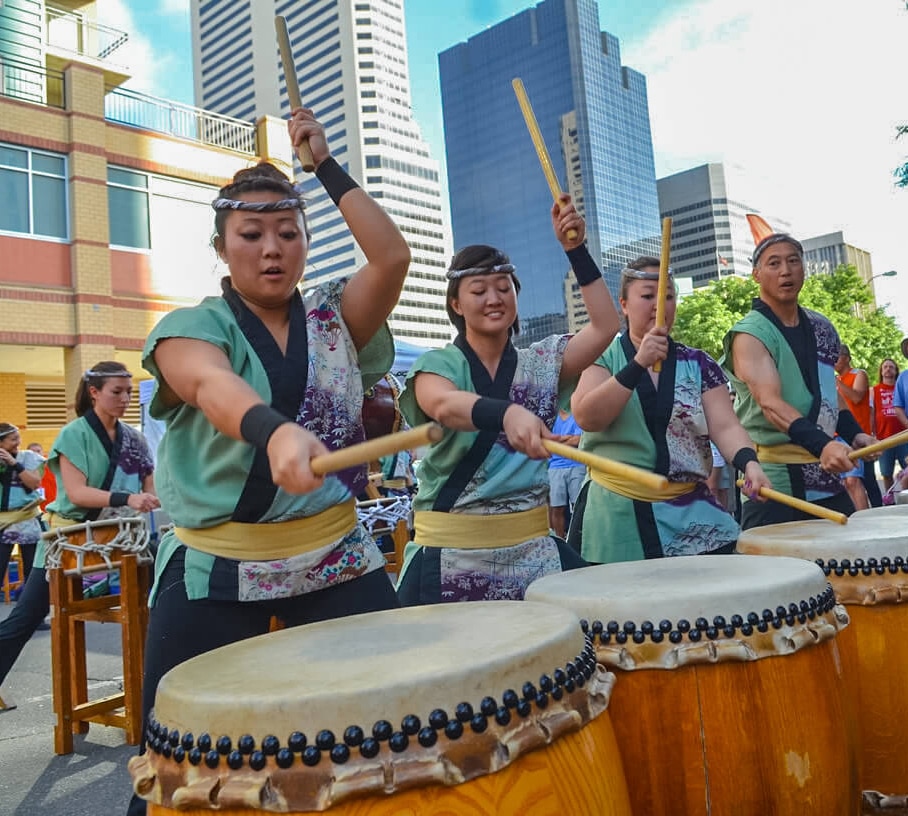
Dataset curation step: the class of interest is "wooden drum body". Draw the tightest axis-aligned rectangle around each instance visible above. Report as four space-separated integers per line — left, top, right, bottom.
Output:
42 516 151 575
738 517 908 807
527 555 859 816
130 602 632 815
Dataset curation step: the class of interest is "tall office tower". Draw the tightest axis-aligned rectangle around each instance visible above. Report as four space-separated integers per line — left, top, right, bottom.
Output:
657 163 791 288
191 0 452 346
440 0 661 346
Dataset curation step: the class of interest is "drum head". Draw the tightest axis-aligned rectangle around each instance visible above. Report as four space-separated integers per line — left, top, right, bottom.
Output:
526 555 844 669
133 601 612 811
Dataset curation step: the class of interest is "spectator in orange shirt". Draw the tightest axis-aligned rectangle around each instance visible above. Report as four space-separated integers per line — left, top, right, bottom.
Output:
835 345 882 507
871 358 908 491
27 443 57 511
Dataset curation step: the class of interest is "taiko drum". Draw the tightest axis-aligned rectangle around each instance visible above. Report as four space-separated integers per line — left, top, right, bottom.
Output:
526 555 859 816
738 515 908 807
130 601 632 815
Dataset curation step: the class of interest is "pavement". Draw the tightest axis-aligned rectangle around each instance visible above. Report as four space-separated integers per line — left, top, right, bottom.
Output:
0 602 137 816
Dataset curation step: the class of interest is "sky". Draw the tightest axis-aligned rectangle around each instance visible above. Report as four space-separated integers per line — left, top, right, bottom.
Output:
100 0 908 333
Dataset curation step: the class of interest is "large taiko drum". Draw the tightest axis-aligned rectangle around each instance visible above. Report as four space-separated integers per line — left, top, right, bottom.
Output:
738 518 908 808
853 503 908 521
526 555 859 816
42 515 152 575
129 601 632 815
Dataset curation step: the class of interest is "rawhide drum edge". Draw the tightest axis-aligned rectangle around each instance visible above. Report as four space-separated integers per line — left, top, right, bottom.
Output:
739 518 908 807
526 554 859 816
129 600 631 815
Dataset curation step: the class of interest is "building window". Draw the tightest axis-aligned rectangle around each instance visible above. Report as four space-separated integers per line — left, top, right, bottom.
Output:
0 143 68 239
108 166 150 249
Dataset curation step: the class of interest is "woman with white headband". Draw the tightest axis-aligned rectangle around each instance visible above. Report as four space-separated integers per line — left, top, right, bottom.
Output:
568 257 772 563
127 106 410 816
0 423 44 593
396 194 620 604
0 362 158 698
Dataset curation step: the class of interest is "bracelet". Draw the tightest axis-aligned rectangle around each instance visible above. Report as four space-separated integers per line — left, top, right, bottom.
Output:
240 404 292 450
731 447 759 473
109 492 130 508
471 397 511 432
835 409 863 446
565 245 603 287
315 157 360 206
613 360 647 390
787 417 834 458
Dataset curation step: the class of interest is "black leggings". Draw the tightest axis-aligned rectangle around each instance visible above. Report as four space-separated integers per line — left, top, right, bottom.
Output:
127 551 399 815
0 565 49 686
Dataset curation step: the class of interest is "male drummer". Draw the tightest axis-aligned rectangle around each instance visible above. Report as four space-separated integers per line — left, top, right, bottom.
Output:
722 215 877 529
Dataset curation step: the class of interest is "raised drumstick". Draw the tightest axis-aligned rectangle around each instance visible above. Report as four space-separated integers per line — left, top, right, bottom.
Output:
736 479 848 525
653 217 672 374
542 440 669 492
512 78 577 241
310 423 443 476
275 16 315 172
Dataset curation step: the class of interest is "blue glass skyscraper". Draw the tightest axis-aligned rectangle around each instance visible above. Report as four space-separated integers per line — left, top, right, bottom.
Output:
440 0 660 343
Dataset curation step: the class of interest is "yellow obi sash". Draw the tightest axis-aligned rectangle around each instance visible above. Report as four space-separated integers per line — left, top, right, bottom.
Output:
590 468 696 503
414 505 549 550
756 443 819 465
0 500 41 530
175 500 357 562
45 511 81 529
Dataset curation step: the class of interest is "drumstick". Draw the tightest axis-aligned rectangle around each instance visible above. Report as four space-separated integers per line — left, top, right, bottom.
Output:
653 217 672 374
542 440 669 492
735 479 848 525
274 16 315 172
847 428 908 461
511 78 578 241
310 423 443 476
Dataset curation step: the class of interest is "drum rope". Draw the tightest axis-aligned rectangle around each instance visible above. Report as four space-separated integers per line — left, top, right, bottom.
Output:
44 517 153 575
356 494 412 534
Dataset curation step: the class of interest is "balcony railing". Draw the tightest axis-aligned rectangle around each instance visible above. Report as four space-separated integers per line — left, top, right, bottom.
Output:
0 58 65 109
104 86 257 155
46 5 128 63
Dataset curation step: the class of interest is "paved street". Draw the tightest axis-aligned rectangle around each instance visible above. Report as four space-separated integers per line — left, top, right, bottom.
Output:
0 602 137 816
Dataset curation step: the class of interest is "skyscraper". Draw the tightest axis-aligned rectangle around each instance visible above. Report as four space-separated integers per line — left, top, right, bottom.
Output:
192 0 452 346
657 163 792 287
439 0 661 345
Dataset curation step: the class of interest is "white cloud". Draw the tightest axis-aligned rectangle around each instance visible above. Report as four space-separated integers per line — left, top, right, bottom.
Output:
95 0 180 99
158 0 189 15
625 0 908 331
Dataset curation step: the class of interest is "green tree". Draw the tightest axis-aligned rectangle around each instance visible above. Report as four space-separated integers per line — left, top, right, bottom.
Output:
673 265 903 374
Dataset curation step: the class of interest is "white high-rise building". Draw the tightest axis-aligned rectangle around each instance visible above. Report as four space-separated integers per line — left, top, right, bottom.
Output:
191 0 452 346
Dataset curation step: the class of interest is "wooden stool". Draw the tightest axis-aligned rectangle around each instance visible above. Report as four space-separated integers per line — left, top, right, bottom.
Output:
2 544 24 603
48 552 150 754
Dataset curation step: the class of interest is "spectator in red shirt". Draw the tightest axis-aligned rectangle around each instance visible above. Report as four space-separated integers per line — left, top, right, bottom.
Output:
871 358 908 491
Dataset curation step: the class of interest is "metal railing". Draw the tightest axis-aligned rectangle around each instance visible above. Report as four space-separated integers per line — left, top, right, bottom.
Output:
0 58 65 109
45 5 128 63
104 86 257 154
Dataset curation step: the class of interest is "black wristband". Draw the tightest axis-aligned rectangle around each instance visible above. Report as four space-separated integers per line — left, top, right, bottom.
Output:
240 404 292 450
566 245 603 287
471 397 511 432
613 359 647 390
836 409 864 446
787 417 834 458
109 492 130 508
315 157 360 206
732 447 759 473
13 462 24 474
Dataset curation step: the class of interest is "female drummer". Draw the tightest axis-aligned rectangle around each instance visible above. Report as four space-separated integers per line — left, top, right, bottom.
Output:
396 195 620 604
0 423 44 587
128 107 410 814
568 258 772 563
0 362 158 695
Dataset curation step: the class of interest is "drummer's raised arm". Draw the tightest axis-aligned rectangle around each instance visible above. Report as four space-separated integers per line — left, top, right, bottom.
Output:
552 196 620 384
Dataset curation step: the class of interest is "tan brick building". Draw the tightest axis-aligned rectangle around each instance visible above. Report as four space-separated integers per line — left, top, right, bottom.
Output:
1 0 289 448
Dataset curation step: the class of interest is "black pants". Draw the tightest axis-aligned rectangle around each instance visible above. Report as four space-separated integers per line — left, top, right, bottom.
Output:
126 551 399 816
740 489 855 530
0 537 36 594
0 565 50 686
861 462 883 508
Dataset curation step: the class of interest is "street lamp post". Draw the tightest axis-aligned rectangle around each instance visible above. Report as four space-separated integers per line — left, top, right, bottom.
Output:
870 270 898 283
